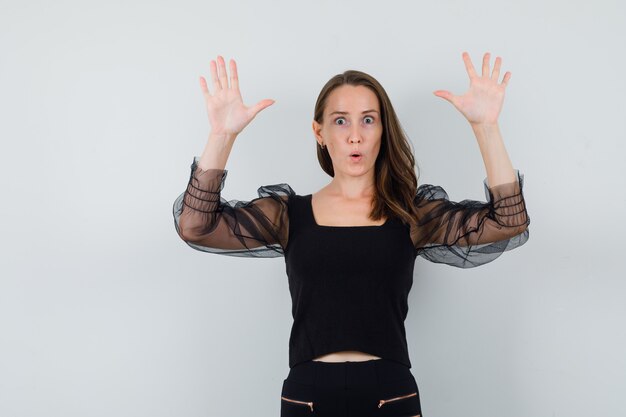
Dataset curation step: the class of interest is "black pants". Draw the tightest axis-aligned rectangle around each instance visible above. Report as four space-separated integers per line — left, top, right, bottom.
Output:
280 358 422 417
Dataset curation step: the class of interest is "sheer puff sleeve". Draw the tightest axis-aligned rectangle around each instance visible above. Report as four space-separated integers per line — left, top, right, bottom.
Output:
172 156 295 258
411 169 530 268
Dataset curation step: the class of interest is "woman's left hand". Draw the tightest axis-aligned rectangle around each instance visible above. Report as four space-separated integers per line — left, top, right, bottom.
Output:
433 51 510 126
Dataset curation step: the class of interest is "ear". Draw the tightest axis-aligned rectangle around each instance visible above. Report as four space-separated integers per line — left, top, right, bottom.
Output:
312 120 323 144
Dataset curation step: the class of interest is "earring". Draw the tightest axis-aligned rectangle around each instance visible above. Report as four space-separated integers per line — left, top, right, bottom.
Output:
320 143 325 149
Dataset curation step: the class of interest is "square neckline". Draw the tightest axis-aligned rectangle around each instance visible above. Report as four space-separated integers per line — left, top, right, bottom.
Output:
306 194 390 228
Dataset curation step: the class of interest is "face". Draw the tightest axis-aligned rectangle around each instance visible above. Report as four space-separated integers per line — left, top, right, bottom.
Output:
312 84 383 180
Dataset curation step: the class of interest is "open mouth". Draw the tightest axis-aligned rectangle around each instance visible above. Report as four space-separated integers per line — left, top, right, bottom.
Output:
350 151 362 161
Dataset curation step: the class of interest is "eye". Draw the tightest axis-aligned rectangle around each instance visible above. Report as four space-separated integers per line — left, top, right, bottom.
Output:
334 117 346 125
364 116 375 124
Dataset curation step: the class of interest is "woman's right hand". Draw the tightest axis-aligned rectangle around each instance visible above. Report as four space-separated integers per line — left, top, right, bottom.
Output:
200 55 275 137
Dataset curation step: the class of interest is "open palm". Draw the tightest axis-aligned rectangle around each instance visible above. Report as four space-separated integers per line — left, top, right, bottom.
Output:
200 56 274 136
433 51 511 125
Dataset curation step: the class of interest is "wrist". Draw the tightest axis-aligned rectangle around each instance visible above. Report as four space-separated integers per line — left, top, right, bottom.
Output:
470 122 501 141
470 121 499 129
208 131 238 142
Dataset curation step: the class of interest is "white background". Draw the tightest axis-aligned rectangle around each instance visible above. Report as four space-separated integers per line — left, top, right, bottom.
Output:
1 1 624 416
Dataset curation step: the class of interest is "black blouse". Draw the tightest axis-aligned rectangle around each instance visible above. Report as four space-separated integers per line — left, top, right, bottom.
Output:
172 156 530 368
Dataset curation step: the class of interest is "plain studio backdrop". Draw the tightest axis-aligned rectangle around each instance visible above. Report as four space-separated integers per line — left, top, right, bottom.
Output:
1 1 624 416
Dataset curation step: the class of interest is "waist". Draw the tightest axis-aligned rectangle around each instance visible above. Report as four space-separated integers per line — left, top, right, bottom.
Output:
312 350 382 363
287 357 412 389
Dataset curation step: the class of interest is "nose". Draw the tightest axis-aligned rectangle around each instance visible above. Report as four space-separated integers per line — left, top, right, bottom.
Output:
349 126 362 144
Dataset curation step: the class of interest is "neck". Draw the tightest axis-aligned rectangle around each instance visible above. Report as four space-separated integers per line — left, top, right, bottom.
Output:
327 171 376 200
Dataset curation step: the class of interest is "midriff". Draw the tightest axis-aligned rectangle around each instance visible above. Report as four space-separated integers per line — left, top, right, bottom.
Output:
312 350 382 363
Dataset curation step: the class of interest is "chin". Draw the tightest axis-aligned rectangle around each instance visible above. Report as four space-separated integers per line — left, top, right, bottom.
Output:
346 167 372 176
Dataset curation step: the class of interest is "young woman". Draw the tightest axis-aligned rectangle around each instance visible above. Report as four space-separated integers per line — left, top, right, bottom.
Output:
173 52 529 417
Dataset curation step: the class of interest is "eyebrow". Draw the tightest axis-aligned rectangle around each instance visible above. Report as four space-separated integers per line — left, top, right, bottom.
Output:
329 109 379 116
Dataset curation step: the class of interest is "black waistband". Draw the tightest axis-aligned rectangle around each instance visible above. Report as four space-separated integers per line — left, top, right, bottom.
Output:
287 358 412 389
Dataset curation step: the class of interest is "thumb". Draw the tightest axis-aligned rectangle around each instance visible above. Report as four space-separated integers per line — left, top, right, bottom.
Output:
250 99 275 117
433 90 454 103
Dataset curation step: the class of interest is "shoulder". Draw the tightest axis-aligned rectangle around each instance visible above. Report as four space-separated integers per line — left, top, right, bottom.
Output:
415 183 449 202
256 183 311 210
257 183 297 198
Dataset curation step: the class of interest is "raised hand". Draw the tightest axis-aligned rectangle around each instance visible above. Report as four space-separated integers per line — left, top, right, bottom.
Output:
200 56 275 136
433 51 511 126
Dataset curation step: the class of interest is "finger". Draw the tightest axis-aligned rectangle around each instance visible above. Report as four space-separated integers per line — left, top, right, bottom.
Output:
199 76 211 98
250 99 275 116
210 59 221 91
433 90 454 103
491 56 502 81
217 55 229 89
462 51 477 80
230 59 239 91
502 71 512 86
482 52 491 78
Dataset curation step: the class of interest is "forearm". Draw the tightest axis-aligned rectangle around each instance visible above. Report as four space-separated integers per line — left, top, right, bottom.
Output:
470 122 517 187
197 131 238 171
